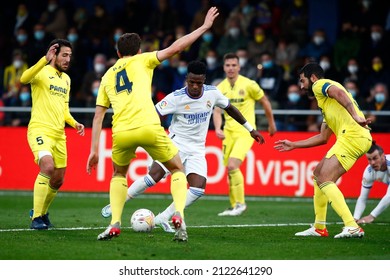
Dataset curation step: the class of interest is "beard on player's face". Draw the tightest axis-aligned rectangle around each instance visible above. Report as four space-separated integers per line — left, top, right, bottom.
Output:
306 80 314 97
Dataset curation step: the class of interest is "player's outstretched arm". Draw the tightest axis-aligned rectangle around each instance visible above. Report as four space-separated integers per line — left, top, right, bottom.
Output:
274 122 332 152
157 7 219 61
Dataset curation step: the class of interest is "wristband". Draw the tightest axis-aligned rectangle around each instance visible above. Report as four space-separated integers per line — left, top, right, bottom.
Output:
243 121 254 132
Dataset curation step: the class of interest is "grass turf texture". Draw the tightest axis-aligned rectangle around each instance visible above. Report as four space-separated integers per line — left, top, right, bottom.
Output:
0 191 389 260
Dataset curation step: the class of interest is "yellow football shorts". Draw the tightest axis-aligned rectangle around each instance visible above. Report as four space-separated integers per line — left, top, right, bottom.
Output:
112 124 178 167
326 135 372 171
27 130 67 168
222 130 254 166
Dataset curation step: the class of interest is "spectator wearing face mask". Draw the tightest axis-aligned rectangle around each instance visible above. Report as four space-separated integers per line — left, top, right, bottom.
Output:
340 58 365 90
11 27 32 63
319 54 341 81
216 15 249 58
204 49 224 85
80 53 107 98
29 23 55 66
10 84 32 127
343 79 367 110
197 30 219 61
277 83 311 131
236 48 257 81
298 29 332 62
365 82 390 132
358 23 390 67
172 59 188 91
361 55 390 98
78 53 107 120
3 49 28 107
65 26 88 94
247 25 275 65
256 51 285 105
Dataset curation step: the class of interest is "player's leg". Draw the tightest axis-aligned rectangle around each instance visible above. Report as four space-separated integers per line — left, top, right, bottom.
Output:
222 134 253 216
295 172 329 237
324 137 370 238
128 160 168 198
101 160 168 218
156 155 207 232
144 124 188 241
98 130 136 240
40 138 68 227
218 132 235 216
31 154 55 230
317 155 363 238
28 132 56 230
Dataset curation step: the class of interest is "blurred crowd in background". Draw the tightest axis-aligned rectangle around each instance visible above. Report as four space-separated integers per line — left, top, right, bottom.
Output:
1 0 390 132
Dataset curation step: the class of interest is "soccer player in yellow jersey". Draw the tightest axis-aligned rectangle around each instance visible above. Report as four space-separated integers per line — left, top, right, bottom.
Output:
213 53 277 216
274 62 372 238
86 7 219 242
20 39 85 230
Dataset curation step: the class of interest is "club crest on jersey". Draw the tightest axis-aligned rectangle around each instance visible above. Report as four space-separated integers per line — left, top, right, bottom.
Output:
239 89 245 96
159 100 168 109
185 105 190 110
207 100 212 109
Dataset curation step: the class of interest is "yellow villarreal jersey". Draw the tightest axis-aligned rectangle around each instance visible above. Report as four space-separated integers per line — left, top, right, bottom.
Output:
217 75 264 132
312 79 370 138
25 61 73 136
97 52 161 133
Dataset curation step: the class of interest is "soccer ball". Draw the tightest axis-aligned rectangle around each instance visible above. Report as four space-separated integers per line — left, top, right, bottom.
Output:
130 208 155 232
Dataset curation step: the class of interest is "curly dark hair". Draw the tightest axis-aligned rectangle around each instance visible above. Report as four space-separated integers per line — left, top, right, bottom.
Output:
188 60 207 75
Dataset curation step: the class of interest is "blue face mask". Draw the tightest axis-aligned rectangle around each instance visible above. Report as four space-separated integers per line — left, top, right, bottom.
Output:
161 60 170 67
20 92 31 102
348 89 357 98
202 33 213 43
178 66 187 75
374 93 386 103
288 92 300 103
34 31 45 41
67 33 78 43
17 34 28 43
114 33 121 42
262 60 273 69
92 88 99 97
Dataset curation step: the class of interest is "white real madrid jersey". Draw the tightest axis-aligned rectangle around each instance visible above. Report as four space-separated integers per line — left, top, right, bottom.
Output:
155 85 229 155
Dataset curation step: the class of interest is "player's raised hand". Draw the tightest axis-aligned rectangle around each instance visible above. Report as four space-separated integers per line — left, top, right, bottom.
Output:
46 43 59 62
203 7 219 29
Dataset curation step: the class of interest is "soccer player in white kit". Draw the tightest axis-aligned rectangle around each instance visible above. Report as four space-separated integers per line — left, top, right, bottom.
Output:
353 142 390 224
100 60 264 232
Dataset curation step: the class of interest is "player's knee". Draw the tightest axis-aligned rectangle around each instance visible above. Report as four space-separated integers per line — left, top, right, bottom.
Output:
50 177 64 190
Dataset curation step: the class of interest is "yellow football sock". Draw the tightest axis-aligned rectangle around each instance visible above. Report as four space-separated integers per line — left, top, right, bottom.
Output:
313 178 328 230
170 171 187 218
32 173 50 219
228 169 245 208
42 184 58 215
109 176 128 226
320 181 358 227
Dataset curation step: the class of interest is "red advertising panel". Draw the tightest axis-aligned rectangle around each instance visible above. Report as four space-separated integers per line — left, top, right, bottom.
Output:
0 127 389 198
